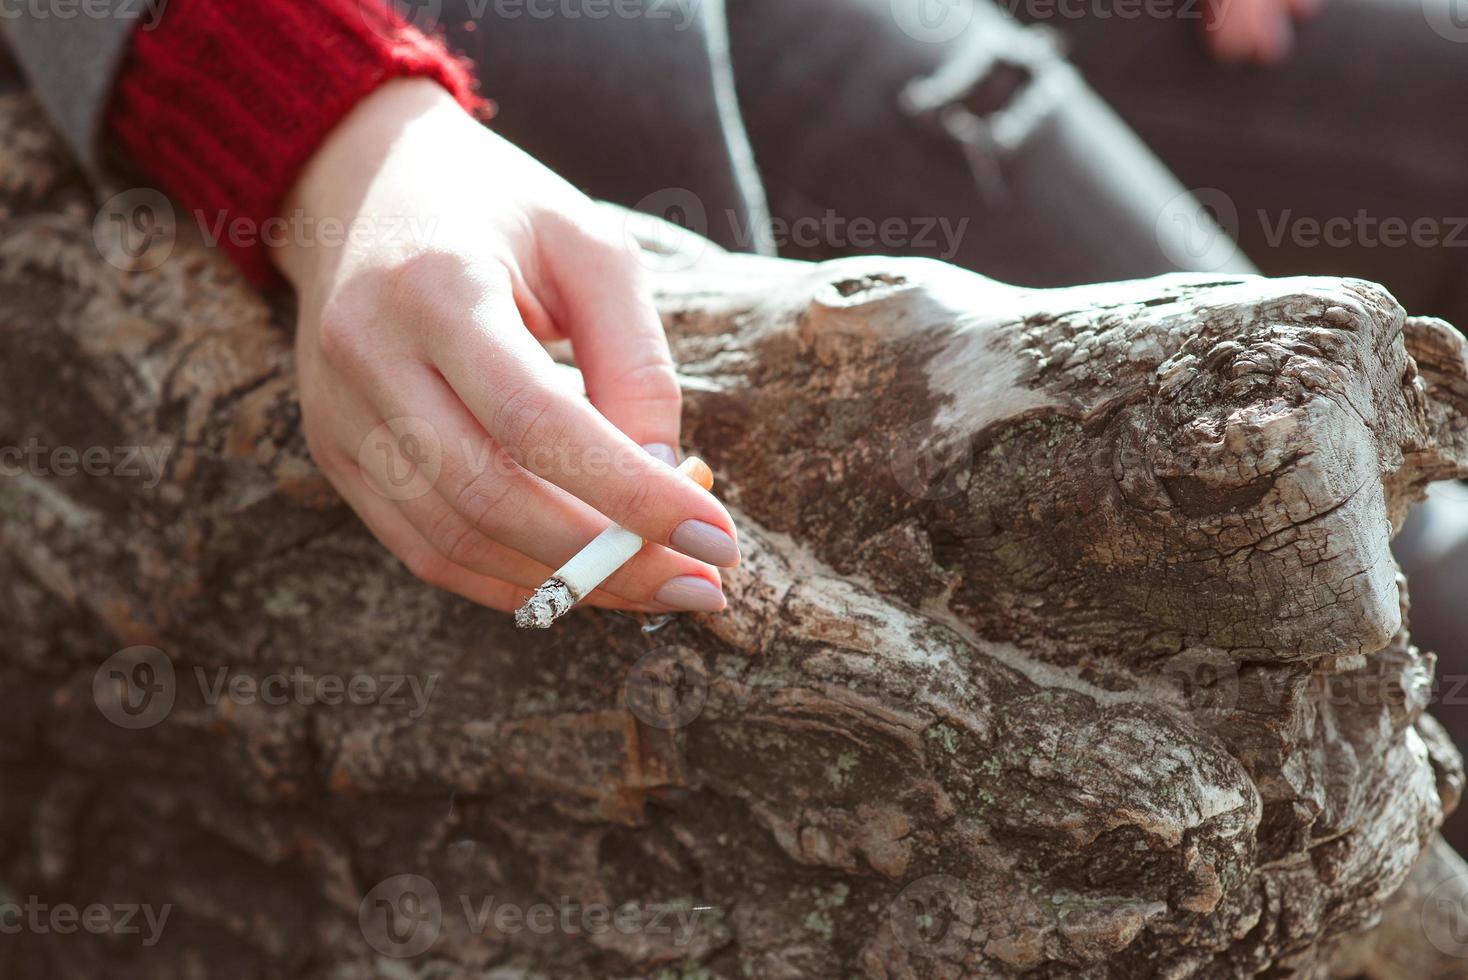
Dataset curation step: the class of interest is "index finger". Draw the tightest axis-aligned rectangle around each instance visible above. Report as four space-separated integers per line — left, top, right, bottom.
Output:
427 284 740 568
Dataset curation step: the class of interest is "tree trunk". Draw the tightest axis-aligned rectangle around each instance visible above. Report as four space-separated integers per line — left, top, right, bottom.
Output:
2 91 1467 978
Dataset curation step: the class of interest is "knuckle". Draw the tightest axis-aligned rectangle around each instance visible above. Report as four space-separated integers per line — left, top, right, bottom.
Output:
612 361 682 407
601 563 652 602
607 474 657 524
403 546 450 590
492 384 560 456
434 265 512 328
384 250 513 333
380 249 450 309
426 510 481 569
316 304 370 371
452 475 519 531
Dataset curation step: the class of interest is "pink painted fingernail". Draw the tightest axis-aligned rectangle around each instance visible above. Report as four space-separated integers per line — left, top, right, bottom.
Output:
643 442 678 466
655 576 726 612
670 520 740 567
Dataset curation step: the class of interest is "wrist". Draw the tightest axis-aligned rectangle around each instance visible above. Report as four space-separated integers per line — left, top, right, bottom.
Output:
273 79 469 288
110 0 485 287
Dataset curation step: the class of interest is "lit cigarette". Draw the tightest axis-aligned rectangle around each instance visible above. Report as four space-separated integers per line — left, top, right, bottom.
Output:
515 456 716 629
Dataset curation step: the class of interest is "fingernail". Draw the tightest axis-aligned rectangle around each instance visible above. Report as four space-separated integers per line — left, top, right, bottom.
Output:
655 575 726 612
670 519 740 567
643 442 678 467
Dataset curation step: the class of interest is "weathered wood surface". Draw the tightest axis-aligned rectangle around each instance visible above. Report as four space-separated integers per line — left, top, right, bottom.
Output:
2 91 1468 978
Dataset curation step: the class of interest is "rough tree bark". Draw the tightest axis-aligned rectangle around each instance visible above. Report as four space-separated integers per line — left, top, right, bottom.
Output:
2 91 1468 978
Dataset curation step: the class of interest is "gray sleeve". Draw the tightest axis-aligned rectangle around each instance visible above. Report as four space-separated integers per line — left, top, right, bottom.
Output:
0 7 148 172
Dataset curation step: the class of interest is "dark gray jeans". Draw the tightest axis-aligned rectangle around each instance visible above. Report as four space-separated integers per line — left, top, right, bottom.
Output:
442 0 1468 324
444 0 1257 286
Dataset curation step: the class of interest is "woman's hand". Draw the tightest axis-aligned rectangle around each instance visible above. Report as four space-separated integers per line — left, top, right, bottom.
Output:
273 79 736 615
1204 0 1322 63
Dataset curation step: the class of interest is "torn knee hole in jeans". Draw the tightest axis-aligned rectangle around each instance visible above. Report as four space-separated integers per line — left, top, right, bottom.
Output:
900 31 1066 204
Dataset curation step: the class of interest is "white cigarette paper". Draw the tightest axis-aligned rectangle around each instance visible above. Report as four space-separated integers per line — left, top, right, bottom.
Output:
515 456 715 629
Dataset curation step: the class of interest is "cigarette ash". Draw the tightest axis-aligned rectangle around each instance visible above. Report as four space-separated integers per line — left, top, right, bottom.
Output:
515 578 578 629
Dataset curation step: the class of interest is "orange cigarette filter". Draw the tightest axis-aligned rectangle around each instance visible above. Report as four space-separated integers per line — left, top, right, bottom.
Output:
680 456 714 491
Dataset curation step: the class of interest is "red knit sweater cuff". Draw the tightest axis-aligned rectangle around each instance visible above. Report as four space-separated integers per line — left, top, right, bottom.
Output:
107 0 487 285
